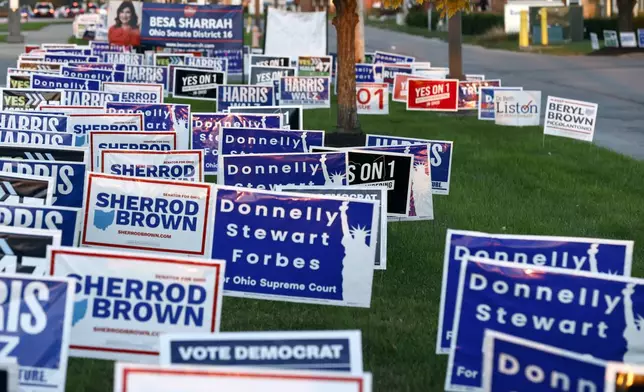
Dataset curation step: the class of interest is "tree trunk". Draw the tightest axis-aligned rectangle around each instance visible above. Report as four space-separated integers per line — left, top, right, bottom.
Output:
616 0 636 31
333 0 361 133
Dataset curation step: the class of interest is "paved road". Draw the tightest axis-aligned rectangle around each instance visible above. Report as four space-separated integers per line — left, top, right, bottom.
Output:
330 24 644 160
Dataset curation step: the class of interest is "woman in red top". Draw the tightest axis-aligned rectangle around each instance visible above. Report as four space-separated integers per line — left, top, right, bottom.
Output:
108 1 140 47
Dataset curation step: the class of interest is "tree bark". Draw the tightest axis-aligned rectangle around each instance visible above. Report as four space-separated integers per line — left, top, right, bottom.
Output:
333 0 361 133
616 0 637 31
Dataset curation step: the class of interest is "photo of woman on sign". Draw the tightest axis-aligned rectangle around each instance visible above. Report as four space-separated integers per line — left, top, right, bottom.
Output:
108 0 141 46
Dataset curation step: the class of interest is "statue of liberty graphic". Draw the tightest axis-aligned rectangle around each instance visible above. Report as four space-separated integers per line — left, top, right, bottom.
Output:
622 283 644 363
586 244 599 273
83 79 91 91
320 154 345 185
339 201 373 303
300 131 308 153
407 145 433 217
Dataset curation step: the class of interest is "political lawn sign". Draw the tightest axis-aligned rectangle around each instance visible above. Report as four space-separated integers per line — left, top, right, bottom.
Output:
216 85 276 112
81 173 215 257
172 67 225 101
17 61 62 72
211 186 378 308
436 229 634 354
192 113 282 174
185 56 228 72
482 330 607 392
0 144 87 163
227 105 303 130
0 89 63 111
406 79 459 112
61 66 126 83
494 91 541 127
279 77 331 109
101 150 204 182
61 90 121 107
639 28 644 47
356 83 389 115
89 131 177 171
66 62 126 72
49 247 225 362
0 360 18 392
0 111 67 133
373 50 414 63
458 80 501 110
249 55 291 67
102 82 164 104
381 65 411 92
160 330 363 372
101 52 143 65
249 66 296 86
297 55 333 77
445 258 644 391
7 74 30 89
152 53 191 67
0 203 80 246
605 362 644 392
30 74 101 92
124 65 168 88
477 87 523 121
619 32 637 47
365 134 454 195
0 274 74 392
0 172 54 206
544 96 598 142
218 152 348 191
38 105 105 115
67 113 144 146
219 127 324 155
43 54 98 63
0 129 77 147
0 226 61 276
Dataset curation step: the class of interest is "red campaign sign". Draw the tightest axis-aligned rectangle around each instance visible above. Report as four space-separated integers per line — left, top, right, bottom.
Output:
406 79 459 112
458 79 501 110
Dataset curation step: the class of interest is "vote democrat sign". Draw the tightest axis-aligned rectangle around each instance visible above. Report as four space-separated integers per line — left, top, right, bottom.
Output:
478 87 523 121
192 113 282 174
125 65 168 87
61 90 120 107
458 80 501 110
216 85 275 112
102 82 164 104
437 229 634 355
0 203 80 246
219 127 324 155
227 105 303 130
89 131 177 171
0 274 74 392
482 330 607 392
0 111 67 132
446 257 644 391
0 129 76 147
61 66 126 83
49 247 225 362
81 173 215 257
160 330 363 372
101 150 204 182
365 134 453 195
30 74 101 91
211 186 378 307
219 152 348 191
101 52 143 65
279 77 331 109
373 50 414 64
67 113 144 146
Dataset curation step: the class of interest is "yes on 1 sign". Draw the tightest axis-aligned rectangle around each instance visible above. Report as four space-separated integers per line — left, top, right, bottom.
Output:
356 83 388 115
407 79 459 112
0 226 61 277
544 96 598 142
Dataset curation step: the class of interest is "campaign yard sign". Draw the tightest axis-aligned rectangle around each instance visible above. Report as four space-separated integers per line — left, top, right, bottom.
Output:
0 360 18 392
0 274 74 392
61 66 126 83
297 56 333 77
66 62 126 71
279 77 331 109
89 131 177 171
227 105 303 130
445 258 644 391
0 172 53 206
67 113 144 146
365 134 453 195
0 144 87 163
49 247 225 363
0 226 61 276
124 66 169 89
639 28 644 47
406 79 459 112
17 61 62 72
219 152 348 191
249 55 291 67
478 87 524 121
211 186 378 307
280 186 388 270
392 73 427 103
6 74 30 89
152 53 192 67
114 363 372 392
482 330 607 392
543 96 598 142
101 150 204 182
619 32 637 47
382 65 412 92
102 82 164 104
249 65 296 86
356 83 388 115
61 90 121 107
192 113 282 174
43 54 98 63
216 85 276 112
0 89 62 111
437 229 634 355
219 127 324 155
185 56 228 72
172 67 225 101
0 130 76 147
38 105 105 114
605 363 644 392
458 80 501 110
101 52 144 65
30 74 101 92
81 173 215 257
373 50 414 64
0 111 67 133
160 330 363 372
494 91 541 127
0 203 80 246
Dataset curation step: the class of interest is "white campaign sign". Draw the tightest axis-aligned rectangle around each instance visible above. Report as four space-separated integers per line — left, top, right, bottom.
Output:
543 96 598 142
102 82 163 104
49 246 225 363
101 150 204 182
89 131 177 171
494 90 541 127
81 172 215 257
356 83 389 115
39 105 105 114
67 113 144 146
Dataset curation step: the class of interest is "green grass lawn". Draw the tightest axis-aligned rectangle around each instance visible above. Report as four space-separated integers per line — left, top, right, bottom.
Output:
64 96 644 391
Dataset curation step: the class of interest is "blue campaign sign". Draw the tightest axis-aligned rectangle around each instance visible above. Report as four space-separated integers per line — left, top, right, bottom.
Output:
192 113 282 174
211 186 378 307
638 29 644 47
30 74 101 91
0 158 86 208
61 90 121 106
46 48 92 55
482 331 606 392
356 64 376 82
186 56 227 72
279 77 331 108
0 274 74 392
0 203 80 246
219 127 324 155
140 4 243 51
219 152 348 191
90 42 132 54
0 111 67 132
373 50 415 64
213 48 243 75
160 330 364 372
101 52 144 65
478 87 523 121
61 66 126 83
124 65 168 86
217 85 276 112
43 54 98 63
446 258 644 391
67 62 127 72
437 229 634 355
365 134 453 195
0 129 76 146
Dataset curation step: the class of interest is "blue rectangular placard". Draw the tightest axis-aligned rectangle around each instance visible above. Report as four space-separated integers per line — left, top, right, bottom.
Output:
365 134 453 195
43 54 98 63
478 87 523 121
219 127 324 155
446 258 643 391
192 113 282 174
639 28 644 47
373 50 414 64
0 203 80 246
219 152 348 190
46 48 92 55
0 274 74 392
101 52 143 65
0 158 86 208
437 229 634 355
30 74 101 91
211 186 377 307
279 77 330 109
61 90 120 106
213 48 243 75
217 85 275 112
61 66 126 83
67 62 127 72
160 330 363 372
0 129 76 146
124 65 168 86
482 330 606 392
0 111 67 132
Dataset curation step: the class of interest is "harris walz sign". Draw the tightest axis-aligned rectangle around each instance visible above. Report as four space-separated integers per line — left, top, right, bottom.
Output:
172 67 225 101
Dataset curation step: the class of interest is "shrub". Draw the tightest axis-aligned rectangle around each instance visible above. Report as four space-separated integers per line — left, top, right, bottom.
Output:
405 8 504 36
584 17 644 39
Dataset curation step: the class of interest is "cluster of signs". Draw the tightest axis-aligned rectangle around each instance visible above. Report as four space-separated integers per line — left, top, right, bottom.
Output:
591 29 644 50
